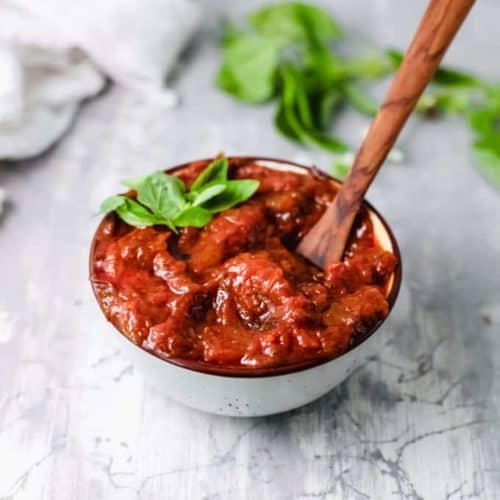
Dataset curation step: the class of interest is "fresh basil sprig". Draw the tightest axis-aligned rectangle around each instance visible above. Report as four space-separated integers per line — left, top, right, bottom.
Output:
216 3 394 154
468 87 500 188
99 157 259 229
389 50 500 187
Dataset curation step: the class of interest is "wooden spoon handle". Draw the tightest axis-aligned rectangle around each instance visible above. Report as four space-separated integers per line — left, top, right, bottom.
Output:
297 0 475 269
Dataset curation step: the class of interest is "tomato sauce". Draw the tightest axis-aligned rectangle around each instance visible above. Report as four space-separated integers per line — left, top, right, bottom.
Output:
91 159 397 369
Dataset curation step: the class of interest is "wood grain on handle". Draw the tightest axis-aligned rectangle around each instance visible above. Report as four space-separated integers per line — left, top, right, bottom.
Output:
297 0 475 269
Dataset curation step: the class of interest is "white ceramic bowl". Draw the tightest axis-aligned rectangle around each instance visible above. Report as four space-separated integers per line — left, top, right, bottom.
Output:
90 157 402 417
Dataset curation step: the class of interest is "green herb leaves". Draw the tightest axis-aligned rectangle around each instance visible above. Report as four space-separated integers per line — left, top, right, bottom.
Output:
138 172 187 224
99 157 260 229
100 197 162 228
190 157 228 191
276 64 349 152
216 2 500 189
387 50 481 88
468 87 500 187
216 34 282 103
202 180 260 213
389 48 500 187
216 3 389 155
248 3 342 44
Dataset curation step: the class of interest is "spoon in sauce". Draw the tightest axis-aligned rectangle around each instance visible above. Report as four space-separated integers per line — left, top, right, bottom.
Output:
297 0 476 269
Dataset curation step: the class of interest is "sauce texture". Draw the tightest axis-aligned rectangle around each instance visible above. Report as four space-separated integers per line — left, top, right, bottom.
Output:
91 159 397 369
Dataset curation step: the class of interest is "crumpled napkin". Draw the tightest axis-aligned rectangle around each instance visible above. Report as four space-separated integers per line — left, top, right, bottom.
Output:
0 0 200 161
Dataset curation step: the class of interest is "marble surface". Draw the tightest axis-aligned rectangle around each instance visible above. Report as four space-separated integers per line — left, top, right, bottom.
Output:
1 1 500 498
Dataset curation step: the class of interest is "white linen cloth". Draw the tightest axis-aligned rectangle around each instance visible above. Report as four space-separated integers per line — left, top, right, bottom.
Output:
0 0 200 161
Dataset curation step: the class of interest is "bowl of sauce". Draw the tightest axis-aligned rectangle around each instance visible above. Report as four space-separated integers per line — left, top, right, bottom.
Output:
90 157 401 416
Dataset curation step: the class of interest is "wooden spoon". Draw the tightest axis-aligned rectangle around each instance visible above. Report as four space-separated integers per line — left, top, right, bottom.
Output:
297 0 475 269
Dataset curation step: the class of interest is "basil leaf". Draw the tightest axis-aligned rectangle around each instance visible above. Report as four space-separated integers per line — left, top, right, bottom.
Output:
249 3 341 44
173 206 213 227
313 89 342 129
473 138 500 188
295 79 313 128
385 50 403 70
469 109 496 135
202 180 259 213
275 101 300 141
387 49 480 87
343 84 378 117
191 158 229 192
343 54 395 80
331 152 354 180
220 22 244 48
278 65 349 152
303 128 349 153
433 67 480 88
137 171 186 220
191 184 227 206
468 90 500 189
216 34 282 103
303 48 346 89
99 195 127 214
331 162 350 180
416 87 471 117
115 199 162 228
484 86 500 110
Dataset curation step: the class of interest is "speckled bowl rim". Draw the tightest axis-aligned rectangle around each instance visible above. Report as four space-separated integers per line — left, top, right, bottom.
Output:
89 156 402 378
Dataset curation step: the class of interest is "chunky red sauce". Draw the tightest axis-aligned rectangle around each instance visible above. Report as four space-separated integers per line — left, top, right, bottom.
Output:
91 159 397 369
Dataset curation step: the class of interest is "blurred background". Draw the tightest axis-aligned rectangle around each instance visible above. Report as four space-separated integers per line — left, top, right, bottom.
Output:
1 1 500 499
